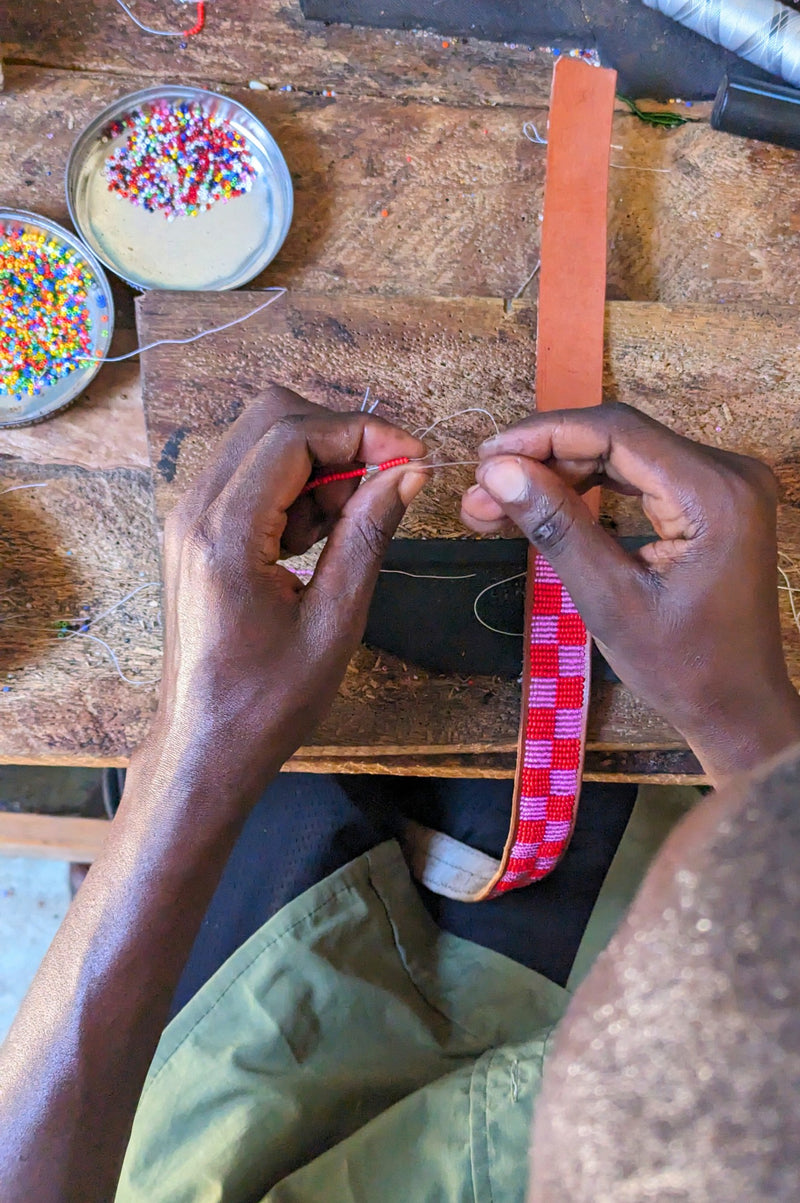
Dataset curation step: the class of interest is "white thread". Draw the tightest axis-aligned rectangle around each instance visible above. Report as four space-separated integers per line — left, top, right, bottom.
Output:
360 386 371 412
514 259 540 299
0 625 160 686
0 482 49 496
412 409 500 441
779 564 800 638
80 289 287 363
523 121 548 144
71 581 161 631
610 163 672 173
473 571 526 637
510 1059 520 1103
522 122 671 173
111 0 187 36
1 581 162 687
68 630 160 687
380 570 477 580
412 459 481 471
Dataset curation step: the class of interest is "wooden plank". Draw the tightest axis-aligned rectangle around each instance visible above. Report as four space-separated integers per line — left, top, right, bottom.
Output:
0 747 705 783
137 290 800 756
290 748 707 783
0 331 148 471
5 65 800 311
3 290 796 765
3 0 554 108
605 118 800 308
0 66 545 301
0 463 161 763
138 291 538 534
3 67 800 309
0 813 109 861
287 752 518 778
3 51 800 772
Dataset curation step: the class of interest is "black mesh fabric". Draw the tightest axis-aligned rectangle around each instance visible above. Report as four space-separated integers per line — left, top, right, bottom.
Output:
170 773 635 1017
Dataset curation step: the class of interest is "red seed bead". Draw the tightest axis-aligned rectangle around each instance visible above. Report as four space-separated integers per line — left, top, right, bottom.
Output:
300 456 411 496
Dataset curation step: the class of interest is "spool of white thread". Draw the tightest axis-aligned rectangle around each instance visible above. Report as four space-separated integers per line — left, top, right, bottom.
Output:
643 0 800 88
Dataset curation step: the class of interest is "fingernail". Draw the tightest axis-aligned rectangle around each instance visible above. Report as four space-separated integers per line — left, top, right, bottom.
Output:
464 483 481 496
481 458 528 504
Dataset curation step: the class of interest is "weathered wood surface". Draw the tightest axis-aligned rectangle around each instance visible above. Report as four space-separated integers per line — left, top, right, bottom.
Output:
0 812 109 861
0 746 707 786
0 65 545 300
0 331 149 471
0 463 161 763
290 749 707 784
2 66 800 307
4 0 555 108
139 290 800 755
2 0 800 773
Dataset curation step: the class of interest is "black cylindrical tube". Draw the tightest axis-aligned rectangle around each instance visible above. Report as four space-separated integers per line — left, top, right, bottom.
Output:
712 72 800 149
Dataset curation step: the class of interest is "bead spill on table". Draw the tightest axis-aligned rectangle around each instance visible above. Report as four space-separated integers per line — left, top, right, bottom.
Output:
102 101 257 220
0 225 104 398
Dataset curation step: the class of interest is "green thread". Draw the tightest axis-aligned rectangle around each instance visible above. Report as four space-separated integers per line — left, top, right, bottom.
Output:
617 94 700 128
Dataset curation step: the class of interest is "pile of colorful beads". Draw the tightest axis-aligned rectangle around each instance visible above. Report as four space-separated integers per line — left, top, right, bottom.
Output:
102 101 257 220
0 226 94 397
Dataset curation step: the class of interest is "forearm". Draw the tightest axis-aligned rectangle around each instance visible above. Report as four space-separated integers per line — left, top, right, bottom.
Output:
0 733 257 1203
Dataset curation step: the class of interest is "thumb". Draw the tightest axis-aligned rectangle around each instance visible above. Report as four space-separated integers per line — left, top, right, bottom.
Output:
477 455 642 639
304 465 427 637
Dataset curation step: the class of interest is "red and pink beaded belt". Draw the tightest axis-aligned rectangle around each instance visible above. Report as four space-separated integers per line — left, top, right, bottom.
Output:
405 57 617 901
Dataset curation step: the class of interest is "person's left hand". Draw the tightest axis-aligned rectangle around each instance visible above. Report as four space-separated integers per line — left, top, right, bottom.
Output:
146 386 427 810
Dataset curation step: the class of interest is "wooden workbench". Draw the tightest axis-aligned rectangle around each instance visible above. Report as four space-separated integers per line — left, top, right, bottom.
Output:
2 0 800 781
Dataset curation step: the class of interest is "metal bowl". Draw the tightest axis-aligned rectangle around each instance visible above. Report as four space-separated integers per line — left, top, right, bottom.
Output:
0 209 115 428
66 85 294 291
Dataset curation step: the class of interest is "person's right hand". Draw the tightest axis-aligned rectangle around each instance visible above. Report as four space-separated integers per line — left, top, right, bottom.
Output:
460 402 800 783
147 389 427 812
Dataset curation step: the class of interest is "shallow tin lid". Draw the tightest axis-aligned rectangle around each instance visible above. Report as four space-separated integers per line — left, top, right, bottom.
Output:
0 209 115 429
67 85 294 291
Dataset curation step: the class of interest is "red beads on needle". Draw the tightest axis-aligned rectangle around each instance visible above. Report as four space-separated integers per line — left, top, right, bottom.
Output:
300 457 411 495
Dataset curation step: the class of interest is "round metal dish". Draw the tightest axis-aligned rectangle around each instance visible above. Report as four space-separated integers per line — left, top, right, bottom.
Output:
66 85 294 291
0 209 115 429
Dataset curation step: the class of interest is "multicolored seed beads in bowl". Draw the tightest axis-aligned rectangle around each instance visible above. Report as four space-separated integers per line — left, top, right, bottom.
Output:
0 211 114 428
67 86 294 291
102 100 257 221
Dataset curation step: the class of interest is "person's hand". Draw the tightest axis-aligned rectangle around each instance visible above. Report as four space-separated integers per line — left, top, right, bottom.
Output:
0 386 429 1203
461 402 800 783
147 386 427 809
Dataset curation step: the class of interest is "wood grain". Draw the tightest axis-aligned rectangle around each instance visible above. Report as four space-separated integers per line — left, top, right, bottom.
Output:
0 332 148 471
4 64 798 312
3 0 554 108
289 748 707 783
4 10 800 775
3 67 800 309
0 66 546 301
0 812 109 861
0 463 161 763
138 290 800 755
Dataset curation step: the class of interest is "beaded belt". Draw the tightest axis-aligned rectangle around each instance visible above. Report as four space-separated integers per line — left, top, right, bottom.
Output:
404 58 617 901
